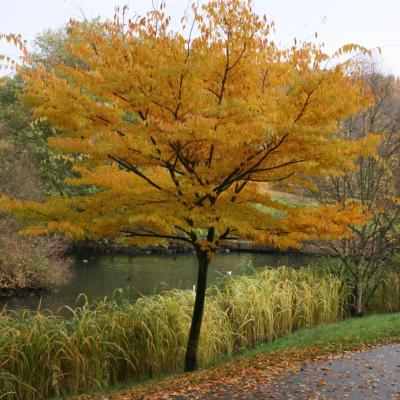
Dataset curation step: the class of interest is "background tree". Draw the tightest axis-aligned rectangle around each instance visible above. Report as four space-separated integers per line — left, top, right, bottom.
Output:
0 76 67 196
1 0 377 370
0 28 96 197
309 69 400 316
0 33 69 292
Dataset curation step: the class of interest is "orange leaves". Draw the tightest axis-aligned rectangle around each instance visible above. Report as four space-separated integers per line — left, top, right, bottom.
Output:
3 0 378 251
244 199 372 250
23 221 85 239
285 202 371 240
0 33 27 72
333 43 372 59
386 196 400 207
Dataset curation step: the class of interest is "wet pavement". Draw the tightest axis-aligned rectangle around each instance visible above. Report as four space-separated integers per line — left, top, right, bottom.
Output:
173 344 400 399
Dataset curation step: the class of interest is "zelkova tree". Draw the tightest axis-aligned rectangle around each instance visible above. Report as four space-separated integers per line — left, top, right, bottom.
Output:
0 33 27 73
1 1 378 370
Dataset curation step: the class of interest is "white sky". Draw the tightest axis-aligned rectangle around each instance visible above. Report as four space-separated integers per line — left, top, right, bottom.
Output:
1 0 400 75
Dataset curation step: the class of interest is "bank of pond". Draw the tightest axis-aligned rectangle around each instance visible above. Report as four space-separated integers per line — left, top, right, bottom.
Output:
1 260 400 400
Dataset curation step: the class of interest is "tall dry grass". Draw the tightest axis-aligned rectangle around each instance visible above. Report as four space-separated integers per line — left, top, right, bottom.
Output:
0 266 352 399
217 268 346 350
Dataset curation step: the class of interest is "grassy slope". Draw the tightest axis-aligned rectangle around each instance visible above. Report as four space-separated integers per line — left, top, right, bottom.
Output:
247 312 400 355
73 313 400 399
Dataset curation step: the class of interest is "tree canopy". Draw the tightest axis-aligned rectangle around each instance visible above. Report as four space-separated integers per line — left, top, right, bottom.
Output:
2 1 376 249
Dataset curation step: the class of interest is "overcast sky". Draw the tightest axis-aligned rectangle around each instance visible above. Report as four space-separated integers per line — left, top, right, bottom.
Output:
1 0 400 75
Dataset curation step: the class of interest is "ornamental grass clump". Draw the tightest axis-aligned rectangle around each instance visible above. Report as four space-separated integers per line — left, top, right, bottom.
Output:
0 267 345 399
216 267 346 350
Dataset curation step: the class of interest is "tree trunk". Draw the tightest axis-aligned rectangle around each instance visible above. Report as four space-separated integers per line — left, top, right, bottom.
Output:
353 266 364 317
354 281 364 316
184 249 210 372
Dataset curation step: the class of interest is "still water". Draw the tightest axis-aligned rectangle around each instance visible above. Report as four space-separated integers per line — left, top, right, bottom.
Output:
0 251 319 311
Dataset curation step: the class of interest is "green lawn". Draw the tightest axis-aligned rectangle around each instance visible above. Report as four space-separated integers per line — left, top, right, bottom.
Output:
245 313 400 356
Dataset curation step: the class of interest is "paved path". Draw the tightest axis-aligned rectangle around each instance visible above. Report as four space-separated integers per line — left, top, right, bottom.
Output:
173 344 400 399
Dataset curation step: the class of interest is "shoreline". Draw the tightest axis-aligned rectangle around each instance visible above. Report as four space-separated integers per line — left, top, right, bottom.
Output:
0 286 53 299
68 240 329 258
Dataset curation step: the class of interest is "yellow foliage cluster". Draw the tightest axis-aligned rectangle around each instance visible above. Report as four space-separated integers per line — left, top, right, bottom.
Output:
1 0 378 253
0 33 27 72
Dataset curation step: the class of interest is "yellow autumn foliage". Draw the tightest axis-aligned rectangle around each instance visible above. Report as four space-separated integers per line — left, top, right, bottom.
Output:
1 0 378 252
0 33 27 72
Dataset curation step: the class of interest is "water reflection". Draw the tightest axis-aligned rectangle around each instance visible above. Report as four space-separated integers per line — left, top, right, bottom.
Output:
0 251 319 311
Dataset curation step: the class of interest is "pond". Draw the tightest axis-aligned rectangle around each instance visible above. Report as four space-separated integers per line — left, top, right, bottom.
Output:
0 251 322 311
